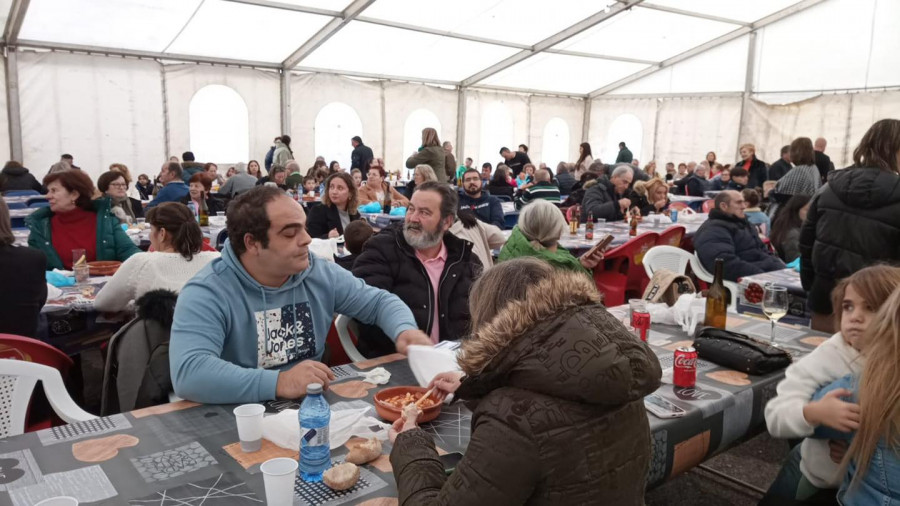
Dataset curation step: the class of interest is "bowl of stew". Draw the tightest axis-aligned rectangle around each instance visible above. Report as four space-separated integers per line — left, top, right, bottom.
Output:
373 386 442 423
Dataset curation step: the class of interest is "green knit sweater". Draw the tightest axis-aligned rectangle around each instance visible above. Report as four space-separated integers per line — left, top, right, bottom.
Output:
498 226 590 276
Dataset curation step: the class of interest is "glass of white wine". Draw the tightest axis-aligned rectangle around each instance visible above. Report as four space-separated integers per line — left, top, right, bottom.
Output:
762 284 788 344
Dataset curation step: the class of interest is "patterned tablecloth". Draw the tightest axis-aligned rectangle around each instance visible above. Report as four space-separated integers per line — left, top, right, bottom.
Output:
737 268 809 325
0 313 826 504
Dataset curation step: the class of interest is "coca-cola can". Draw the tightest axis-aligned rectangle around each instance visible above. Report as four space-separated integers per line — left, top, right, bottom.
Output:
673 346 697 388
631 306 651 342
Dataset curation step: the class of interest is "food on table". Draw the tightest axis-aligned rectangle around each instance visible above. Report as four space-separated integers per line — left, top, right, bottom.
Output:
346 437 382 465
322 462 360 491
382 391 437 410
744 282 764 304
75 254 86 266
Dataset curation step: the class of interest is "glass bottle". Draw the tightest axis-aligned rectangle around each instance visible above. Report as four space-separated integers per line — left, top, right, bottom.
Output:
704 258 728 329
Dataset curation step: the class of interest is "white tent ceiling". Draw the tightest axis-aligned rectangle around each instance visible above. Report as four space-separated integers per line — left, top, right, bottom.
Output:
4 0 898 98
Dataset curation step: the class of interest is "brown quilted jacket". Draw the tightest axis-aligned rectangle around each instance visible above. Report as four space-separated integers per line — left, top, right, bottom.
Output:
389 271 662 505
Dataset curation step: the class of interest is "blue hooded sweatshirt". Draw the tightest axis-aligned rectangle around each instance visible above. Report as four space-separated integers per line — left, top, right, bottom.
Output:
169 240 418 404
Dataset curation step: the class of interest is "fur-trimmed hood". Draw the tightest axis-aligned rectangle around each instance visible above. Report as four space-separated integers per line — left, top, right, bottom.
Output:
456 270 661 406
135 289 178 328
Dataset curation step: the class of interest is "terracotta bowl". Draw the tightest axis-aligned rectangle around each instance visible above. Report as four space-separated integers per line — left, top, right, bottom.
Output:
373 386 442 423
87 261 121 276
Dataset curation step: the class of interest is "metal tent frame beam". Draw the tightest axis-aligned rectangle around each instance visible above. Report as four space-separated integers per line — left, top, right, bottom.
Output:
588 0 828 98
3 0 29 44
461 0 645 88
281 0 376 70
638 3 750 27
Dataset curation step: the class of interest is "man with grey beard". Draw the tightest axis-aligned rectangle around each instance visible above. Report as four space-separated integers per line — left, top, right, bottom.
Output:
353 182 482 357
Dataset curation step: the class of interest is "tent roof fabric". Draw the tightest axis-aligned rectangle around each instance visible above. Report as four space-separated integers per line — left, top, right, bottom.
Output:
5 0 899 97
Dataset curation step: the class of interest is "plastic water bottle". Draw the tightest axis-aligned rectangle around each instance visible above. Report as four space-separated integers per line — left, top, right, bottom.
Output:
299 383 331 482
186 201 198 223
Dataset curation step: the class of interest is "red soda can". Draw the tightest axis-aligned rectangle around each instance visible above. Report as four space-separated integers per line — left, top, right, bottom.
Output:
673 346 697 388
631 306 651 342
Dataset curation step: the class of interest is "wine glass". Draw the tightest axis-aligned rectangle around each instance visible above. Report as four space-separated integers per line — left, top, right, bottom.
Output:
762 285 788 344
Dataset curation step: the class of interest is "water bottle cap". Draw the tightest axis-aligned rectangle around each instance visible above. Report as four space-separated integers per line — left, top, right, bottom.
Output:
306 383 323 395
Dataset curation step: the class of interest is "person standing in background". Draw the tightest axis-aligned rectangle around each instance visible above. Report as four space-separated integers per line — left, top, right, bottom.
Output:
615 142 633 164
351 136 374 180
814 137 835 184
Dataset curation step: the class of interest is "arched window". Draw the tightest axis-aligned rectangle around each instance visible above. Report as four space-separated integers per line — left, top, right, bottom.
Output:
315 102 363 170
479 101 514 166
542 118 570 167
189 85 249 162
604 114 643 163
404 109 442 163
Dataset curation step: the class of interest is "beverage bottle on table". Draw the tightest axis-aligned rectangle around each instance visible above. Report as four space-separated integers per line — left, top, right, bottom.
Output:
629 213 638 237
299 383 331 482
585 212 594 240
198 197 209 227
569 205 580 235
704 258 728 329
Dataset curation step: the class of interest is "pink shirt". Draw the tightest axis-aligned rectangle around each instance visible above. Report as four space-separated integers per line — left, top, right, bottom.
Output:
415 242 448 344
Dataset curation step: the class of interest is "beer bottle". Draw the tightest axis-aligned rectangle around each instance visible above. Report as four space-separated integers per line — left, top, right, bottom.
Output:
629 212 638 236
704 258 728 329
585 212 594 240
570 205 580 235
198 195 209 227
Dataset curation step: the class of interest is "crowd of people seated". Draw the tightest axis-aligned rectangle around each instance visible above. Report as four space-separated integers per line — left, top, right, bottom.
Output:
3 118 900 505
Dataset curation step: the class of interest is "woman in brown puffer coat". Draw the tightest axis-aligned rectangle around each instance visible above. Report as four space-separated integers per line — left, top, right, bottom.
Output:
389 257 662 505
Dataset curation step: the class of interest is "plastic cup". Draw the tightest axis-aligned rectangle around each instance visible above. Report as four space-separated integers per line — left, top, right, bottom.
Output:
233 404 265 452
216 211 225 217
596 218 606 224
72 249 86 267
35 498 79 506
261 457 298 506
74 264 90 285
628 299 646 317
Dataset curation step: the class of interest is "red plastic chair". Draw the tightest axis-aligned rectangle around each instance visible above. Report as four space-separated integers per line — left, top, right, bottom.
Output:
657 226 686 248
593 232 659 306
701 199 714 213
0 334 75 432
669 202 690 211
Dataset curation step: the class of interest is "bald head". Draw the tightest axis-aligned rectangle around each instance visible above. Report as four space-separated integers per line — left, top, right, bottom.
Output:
535 168 551 182
814 137 827 152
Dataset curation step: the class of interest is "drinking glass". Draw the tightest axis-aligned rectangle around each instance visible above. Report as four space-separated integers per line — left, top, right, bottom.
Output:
72 249 86 267
762 285 788 344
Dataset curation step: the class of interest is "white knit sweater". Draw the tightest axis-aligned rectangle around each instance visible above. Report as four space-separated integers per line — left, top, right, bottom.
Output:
764 332 863 488
93 251 219 312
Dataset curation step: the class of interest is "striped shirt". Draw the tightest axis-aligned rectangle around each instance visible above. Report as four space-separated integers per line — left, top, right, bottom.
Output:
516 181 560 209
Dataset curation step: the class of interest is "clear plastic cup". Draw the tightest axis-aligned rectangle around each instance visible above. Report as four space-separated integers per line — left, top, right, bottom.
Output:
233 404 265 452
261 457 298 506
74 264 90 285
72 249 86 267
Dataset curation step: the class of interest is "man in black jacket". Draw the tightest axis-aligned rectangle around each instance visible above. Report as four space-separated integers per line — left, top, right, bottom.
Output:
694 191 785 282
350 136 374 180
458 169 504 228
686 163 711 196
498 147 531 178
353 182 482 357
581 165 633 222
768 145 792 181
814 137 834 184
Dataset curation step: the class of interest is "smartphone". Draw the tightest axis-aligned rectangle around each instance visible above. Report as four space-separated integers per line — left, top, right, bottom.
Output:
581 234 614 259
439 452 464 475
644 394 687 419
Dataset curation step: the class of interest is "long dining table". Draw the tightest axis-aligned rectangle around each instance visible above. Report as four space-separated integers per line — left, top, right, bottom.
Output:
0 310 826 505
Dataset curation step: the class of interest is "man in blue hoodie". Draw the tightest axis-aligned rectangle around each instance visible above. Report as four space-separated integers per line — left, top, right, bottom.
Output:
457 169 504 229
169 186 432 404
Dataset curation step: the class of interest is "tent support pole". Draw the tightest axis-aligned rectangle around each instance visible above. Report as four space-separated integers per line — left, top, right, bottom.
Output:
582 99 591 143
843 94 855 166
736 31 757 159
456 87 467 168
380 80 386 170
6 48 22 162
280 70 291 136
160 62 170 158
526 95 532 158
652 98 661 163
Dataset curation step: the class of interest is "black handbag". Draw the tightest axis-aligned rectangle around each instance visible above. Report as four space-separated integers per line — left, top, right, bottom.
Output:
693 326 792 375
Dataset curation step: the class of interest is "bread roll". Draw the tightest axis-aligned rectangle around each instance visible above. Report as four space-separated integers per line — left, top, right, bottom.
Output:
322 462 360 491
346 437 382 465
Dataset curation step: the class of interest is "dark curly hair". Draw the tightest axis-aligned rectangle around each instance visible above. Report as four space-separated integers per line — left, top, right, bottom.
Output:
145 202 202 261
226 185 285 256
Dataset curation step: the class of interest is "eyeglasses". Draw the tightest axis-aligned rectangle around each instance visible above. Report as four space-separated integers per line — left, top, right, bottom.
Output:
109 183 127 188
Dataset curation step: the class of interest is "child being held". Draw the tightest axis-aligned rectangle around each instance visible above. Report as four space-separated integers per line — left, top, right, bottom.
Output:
335 220 373 271
763 265 900 502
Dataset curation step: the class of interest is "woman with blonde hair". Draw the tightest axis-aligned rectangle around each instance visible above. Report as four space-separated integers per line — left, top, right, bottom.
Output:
498 199 604 275
405 127 447 182
630 177 670 216
406 164 437 195
389 257 661 505
734 143 768 189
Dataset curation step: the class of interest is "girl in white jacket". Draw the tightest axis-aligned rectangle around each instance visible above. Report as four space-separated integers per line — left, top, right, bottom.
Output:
764 264 900 502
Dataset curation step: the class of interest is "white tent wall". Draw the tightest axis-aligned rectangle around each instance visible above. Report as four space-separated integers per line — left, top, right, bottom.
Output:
465 90 529 169
382 81 457 174
164 64 280 169
588 98 657 165
0 56 10 165
654 97 742 166
528 95 584 168
847 91 900 160
17 51 164 183
290 73 383 172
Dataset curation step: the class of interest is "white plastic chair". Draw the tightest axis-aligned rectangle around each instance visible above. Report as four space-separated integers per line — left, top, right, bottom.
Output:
0 359 96 438
643 246 694 278
334 315 365 363
690 253 739 310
